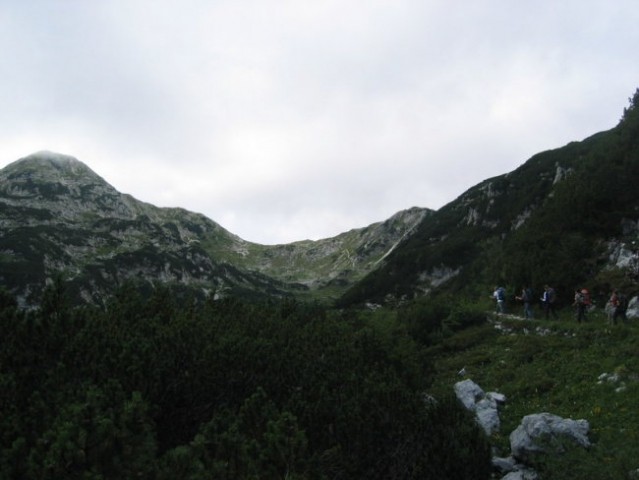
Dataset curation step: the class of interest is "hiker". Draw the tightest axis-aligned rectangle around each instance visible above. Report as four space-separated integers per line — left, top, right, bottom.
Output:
515 286 534 319
492 286 506 314
541 285 558 319
607 290 618 325
607 289 628 325
573 288 588 323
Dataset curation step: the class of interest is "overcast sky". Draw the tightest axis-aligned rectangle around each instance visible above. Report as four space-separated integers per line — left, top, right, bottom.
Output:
1 1 638 244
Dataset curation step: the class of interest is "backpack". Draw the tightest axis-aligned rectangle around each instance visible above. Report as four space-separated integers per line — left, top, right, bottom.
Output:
580 288 591 306
523 288 533 302
547 288 556 303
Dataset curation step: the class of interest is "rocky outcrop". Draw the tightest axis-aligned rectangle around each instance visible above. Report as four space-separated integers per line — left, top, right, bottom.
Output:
509 413 590 463
627 297 639 319
606 237 639 279
454 379 505 436
455 379 591 480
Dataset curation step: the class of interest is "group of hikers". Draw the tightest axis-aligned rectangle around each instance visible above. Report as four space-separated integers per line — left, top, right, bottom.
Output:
491 285 630 324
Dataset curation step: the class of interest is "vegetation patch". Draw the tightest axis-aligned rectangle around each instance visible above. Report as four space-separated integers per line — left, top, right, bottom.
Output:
426 313 639 479
0 284 492 479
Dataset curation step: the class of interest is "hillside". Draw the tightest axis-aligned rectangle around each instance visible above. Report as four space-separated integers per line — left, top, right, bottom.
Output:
0 152 285 305
0 151 429 306
339 88 639 308
225 206 432 300
425 310 639 479
2 89 639 310
3 89 639 478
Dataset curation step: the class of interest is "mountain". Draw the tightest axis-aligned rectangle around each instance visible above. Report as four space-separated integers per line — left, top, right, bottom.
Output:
0 151 430 306
222 206 432 300
339 89 639 307
3 89 639 309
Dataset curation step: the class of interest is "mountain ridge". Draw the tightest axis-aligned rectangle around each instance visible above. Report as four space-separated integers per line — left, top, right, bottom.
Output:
339 89 639 306
2 88 638 308
0 153 431 306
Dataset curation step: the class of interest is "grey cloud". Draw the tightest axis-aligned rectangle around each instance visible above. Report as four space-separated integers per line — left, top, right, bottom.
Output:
1 0 638 243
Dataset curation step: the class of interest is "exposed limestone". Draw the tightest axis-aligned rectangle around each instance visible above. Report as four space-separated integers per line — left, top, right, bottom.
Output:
512 208 533 230
455 379 591 480
454 379 505 436
607 240 639 271
627 296 639 319
418 266 461 290
552 163 573 184
509 413 590 464
466 207 480 226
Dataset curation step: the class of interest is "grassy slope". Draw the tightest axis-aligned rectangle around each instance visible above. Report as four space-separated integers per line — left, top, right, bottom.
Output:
425 306 639 479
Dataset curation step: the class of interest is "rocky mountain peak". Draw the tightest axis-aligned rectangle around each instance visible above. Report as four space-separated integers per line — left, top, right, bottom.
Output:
0 151 141 221
3 151 106 186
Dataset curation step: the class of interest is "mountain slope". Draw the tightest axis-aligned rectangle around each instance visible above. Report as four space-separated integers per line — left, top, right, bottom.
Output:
0 151 430 306
223 206 432 299
4 89 638 309
426 315 639 479
0 151 292 305
339 89 639 307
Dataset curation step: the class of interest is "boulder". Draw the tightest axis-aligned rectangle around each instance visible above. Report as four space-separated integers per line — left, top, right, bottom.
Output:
476 398 500 435
510 413 590 463
454 379 485 410
493 454 540 479
492 456 517 473
627 296 639 319
454 379 505 435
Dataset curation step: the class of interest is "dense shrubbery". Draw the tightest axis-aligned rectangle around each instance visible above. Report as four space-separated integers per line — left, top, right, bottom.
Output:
397 296 487 347
0 282 491 479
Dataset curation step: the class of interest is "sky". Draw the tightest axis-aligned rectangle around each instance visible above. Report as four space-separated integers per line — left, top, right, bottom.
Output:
1 1 638 244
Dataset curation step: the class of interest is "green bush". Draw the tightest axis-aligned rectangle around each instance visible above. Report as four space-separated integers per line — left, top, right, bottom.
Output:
443 302 487 332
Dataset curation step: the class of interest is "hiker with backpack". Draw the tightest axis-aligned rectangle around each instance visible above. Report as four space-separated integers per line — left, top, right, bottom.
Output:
515 286 534 319
492 286 506 314
541 285 558 320
573 288 590 323
607 289 628 325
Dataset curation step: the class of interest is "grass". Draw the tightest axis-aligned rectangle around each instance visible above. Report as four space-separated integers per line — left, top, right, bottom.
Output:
425 308 639 479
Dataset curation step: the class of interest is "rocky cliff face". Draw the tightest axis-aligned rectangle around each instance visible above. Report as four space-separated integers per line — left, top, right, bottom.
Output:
0 151 431 306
